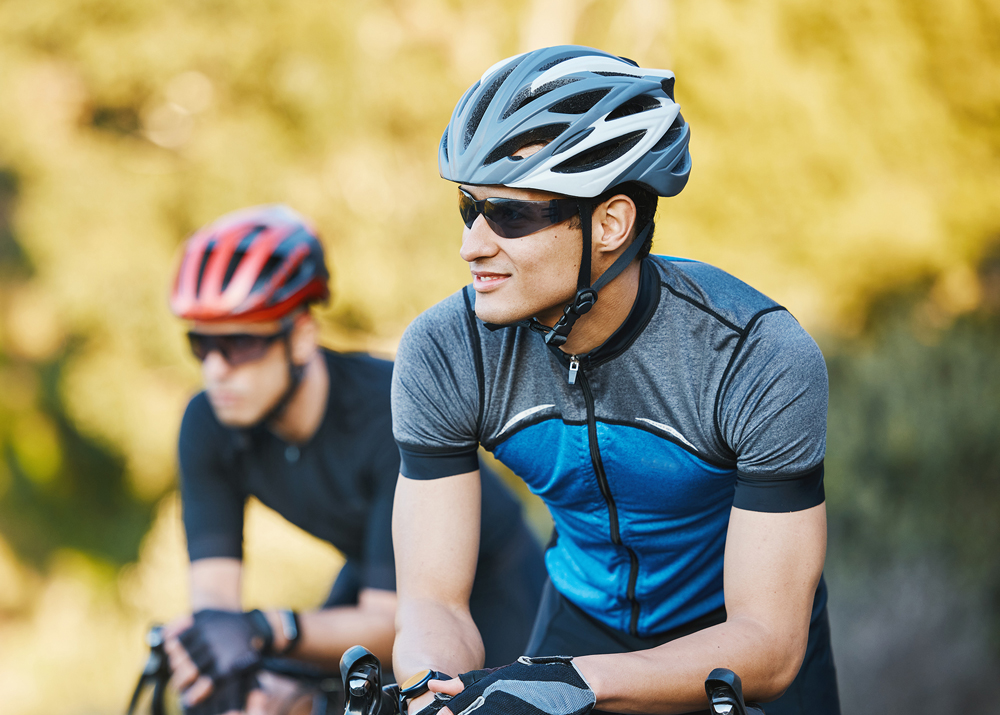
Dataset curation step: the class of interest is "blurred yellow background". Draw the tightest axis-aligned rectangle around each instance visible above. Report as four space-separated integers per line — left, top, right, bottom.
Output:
0 0 998 712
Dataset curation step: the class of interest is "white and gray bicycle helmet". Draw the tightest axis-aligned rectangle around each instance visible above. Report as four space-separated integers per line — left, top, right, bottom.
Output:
440 45 691 346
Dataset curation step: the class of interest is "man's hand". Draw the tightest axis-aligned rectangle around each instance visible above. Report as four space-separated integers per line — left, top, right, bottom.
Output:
179 609 274 679
164 615 215 706
182 672 261 715
163 609 274 713
415 657 595 715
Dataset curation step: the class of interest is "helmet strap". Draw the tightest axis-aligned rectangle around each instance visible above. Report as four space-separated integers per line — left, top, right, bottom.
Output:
260 316 307 426
540 204 653 349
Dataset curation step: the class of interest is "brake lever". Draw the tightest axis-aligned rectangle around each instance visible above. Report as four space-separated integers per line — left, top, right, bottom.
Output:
340 645 399 715
705 668 765 715
126 626 171 715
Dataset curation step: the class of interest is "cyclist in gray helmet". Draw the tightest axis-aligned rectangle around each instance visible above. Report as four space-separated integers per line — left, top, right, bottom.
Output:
390 45 839 715
440 45 690 348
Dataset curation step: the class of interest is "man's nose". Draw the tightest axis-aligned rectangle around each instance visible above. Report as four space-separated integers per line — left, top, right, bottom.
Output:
201 350 230 381
459 215 501 263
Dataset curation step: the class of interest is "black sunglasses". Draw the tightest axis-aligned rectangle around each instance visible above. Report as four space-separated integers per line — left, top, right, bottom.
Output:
458 188 579 238
187 326 290 366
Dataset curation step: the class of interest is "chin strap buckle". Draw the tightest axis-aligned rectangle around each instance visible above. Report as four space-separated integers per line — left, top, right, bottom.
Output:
543 288 599 347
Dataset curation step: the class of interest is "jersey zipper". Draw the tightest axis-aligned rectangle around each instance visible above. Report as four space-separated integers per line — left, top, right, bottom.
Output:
568 356 580 385
577 368 642 636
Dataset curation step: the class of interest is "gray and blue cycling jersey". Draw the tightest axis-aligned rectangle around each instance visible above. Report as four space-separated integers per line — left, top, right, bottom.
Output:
391 255 828 638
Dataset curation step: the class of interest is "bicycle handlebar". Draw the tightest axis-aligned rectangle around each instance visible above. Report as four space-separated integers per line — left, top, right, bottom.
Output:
338 646 765 715
125 625 343 715
127 631 764 715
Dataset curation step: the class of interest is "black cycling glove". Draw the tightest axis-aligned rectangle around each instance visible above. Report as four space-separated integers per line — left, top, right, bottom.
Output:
178 609 274 680
183 671 259 715
443 656 595 715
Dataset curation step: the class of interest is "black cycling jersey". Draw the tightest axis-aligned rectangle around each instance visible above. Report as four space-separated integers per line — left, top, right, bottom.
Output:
178 348 545 664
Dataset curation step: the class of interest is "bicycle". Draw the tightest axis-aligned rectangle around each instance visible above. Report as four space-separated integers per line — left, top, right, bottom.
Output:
126 625 344 715
338 645 765 715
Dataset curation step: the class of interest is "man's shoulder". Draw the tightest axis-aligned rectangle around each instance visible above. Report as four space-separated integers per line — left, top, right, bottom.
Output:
181 390 225 434
178 391 239 466
323 348 394 384
647 255 783 332
408 287 474 332
399 287 478 355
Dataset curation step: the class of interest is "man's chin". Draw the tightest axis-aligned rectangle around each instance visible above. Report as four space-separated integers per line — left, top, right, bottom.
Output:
209 402 263 428
475 301 562 329
474 305 530 327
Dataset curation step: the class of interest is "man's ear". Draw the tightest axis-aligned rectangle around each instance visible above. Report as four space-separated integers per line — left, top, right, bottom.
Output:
289 311 319 365
593 194 637 256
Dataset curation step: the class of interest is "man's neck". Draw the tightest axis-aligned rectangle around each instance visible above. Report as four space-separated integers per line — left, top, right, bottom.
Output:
555 260 642 356
268 351 329 444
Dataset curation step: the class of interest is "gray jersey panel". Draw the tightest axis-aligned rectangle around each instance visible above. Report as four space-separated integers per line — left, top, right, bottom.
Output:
392 290 481 454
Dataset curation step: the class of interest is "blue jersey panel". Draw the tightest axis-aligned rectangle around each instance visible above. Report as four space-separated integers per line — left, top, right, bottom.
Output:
598 424 732 633
494 418 734 635
494 419 635 632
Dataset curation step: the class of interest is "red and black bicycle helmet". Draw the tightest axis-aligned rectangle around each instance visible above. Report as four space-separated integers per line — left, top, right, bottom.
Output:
170 204 330 322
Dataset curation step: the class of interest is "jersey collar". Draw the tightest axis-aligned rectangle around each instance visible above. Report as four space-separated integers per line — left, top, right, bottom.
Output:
547 257 660 367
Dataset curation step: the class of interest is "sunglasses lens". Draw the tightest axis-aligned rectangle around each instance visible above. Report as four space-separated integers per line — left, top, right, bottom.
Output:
458 190 479 229
187 332 211 361
484 199 543 239
187 333 277 366
458 189 578 239
224 335 273 365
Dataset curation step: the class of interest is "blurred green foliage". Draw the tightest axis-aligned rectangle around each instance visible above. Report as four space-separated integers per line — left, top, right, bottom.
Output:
825 248 1000 637
0 170 153 569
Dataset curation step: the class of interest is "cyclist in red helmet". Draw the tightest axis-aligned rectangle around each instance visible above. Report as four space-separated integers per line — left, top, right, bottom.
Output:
163 205 545 715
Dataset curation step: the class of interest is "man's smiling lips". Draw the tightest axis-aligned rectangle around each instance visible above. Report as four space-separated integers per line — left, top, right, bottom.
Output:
472 271 510 291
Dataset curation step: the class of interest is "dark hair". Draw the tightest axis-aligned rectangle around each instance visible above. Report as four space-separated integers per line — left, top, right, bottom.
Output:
569 182 658 260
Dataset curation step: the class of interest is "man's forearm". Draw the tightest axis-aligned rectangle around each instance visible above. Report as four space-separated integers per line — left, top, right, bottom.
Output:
391 472 484 683
393 597 485 684
575 612 809 714
264 601 396 668
189 557 242 610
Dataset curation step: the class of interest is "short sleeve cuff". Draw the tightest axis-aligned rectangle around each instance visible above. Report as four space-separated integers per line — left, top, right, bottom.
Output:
362 563 397 592
187 533 243 561
733 461 825 512
397 442 480 480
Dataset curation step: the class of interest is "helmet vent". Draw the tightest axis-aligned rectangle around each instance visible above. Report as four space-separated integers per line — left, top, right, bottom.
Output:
606 95 661 120
538 56 574 72
466 65 516 149
661 77 675 100
483 123 569 166
502 78 580 119
221 249 246 291
195 243 214 296
276 262 305 299
440 129 449 161
552 130 646 174
594 71 641 78
651 113 685 152
220 229 264 291
251 255 283 294
549 89 611 115
671 149 692 175
552 127 594 156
